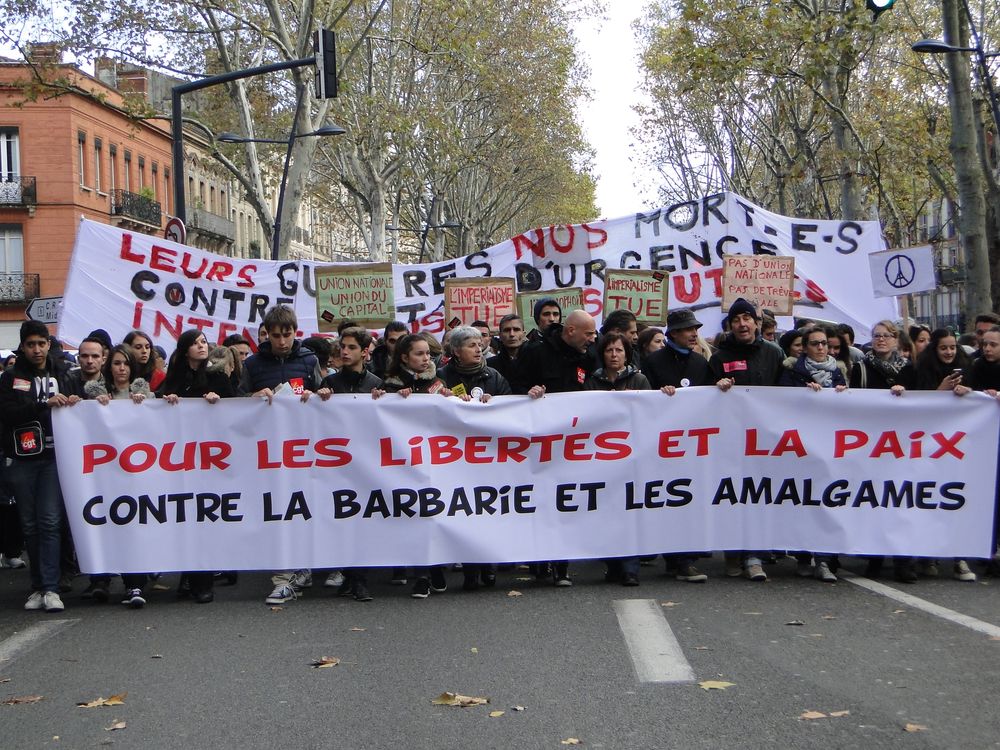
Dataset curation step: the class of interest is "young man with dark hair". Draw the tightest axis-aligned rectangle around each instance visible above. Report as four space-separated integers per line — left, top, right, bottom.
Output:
489 313 526 382
72 337 106 388
242 306 322 605
973 313 1000 355
527 298 562 343
371 321 407 379
0 321 82 612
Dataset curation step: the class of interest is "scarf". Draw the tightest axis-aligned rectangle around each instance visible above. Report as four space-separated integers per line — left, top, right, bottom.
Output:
864 349 907 384
452 356 487 376
803 356 838 388
665 339 690 356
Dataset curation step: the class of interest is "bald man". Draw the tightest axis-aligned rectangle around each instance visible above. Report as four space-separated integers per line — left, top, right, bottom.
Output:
514 309 598 588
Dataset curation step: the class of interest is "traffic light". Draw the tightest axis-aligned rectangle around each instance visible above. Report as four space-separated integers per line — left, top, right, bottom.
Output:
866 0 895 20
314 28 337 99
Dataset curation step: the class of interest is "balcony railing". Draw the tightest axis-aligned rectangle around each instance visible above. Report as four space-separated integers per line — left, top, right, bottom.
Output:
0 273 40 303
111 189 161 227
189 207 235 241
0 176 37 208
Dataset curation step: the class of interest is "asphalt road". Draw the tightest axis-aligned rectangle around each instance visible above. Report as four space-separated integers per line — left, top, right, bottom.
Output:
2 556 999 750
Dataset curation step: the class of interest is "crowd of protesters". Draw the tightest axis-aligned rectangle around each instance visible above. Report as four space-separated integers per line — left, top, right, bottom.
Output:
2 299 999 614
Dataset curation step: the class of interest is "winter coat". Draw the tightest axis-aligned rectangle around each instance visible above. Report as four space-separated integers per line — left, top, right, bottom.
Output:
241 340 322 393
708 335 783 386
778 355 847 388
0 350 82 461
642 345 711 389
438 362 512 397
382 362 446 394
321 368 383 394
514 324 597 394
583 365 651 392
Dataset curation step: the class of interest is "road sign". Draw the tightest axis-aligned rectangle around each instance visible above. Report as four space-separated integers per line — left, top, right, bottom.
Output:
164 217 186 244
26 296 62 324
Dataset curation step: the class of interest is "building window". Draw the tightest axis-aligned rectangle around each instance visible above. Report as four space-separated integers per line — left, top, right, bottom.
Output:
138 156 146 190
0 129 19 181
0 225 24 274
151 162 158 200
93 137 103 192
124 151 132 192
78 132 87 187
109 144 117 193
163 169 170 215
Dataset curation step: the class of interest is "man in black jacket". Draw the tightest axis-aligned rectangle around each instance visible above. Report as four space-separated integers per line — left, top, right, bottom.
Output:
641 308 712 583
709 297 783 582
488 313 526 384
517 309 597 586
0 321 82 612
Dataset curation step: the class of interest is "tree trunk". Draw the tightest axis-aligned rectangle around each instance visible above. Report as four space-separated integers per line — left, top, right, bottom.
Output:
942 0 994 317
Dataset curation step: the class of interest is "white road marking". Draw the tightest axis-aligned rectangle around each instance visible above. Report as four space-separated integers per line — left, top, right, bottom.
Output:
0 619 78 665
842 572 1000 638
613 599 695 683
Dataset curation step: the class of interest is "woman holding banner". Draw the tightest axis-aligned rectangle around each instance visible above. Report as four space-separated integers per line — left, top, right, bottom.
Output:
83 345 153 607
912 329 977 582
124 330 166 391
778 327 847 583
850 320 917 582
157 329 235 604
438 326 511 591
585 332 653 586
373 334 453 599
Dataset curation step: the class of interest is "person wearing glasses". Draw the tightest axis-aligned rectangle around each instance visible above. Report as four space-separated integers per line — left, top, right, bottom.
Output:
778 327 848 582
849 320 917 582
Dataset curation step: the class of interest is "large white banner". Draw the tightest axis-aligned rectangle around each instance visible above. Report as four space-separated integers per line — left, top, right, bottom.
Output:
59 193 895 350
53 389 998 574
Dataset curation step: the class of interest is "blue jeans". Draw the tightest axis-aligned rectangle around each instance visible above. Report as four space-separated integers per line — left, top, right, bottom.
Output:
8 459 65 593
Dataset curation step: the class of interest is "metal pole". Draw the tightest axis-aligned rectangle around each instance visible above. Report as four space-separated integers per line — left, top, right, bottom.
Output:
273 85 306 261
418 194 437 263
170 57 314 224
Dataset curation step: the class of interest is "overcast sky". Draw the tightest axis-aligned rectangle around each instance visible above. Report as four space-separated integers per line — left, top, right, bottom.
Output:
574 0 659 220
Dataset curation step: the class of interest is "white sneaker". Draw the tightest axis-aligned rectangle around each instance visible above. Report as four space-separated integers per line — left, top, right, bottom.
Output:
324 571 345 588
5 556 26 569
42 591 64 612
24 591 44 611
815 562 838 583
289 570 313 591
953 560 977 582
265 584 296 605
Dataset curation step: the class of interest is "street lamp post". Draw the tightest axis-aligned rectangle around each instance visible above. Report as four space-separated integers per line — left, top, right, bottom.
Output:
218 92 344 261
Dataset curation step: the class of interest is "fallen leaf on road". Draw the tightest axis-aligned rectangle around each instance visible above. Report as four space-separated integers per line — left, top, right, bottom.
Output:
785 620 805 626
809 634 825 638
150 654 163 659
350 627 366 632
0 678 10 684
105 720 126 731
661 601 679 607
512 705 526 711
2 694 43 705
904 723 928 732
270 606 283 612
78 693 126 708
822 615 837 620
829 710 850 717
743 612 762 615
431 692 489 707
699 681 734 691
560 739 582 746
489 710 505 718
507 590 522 597
892 609 906 614
470 647 479 654
800 711 827 720
310 656 340 669
694 646 711 651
